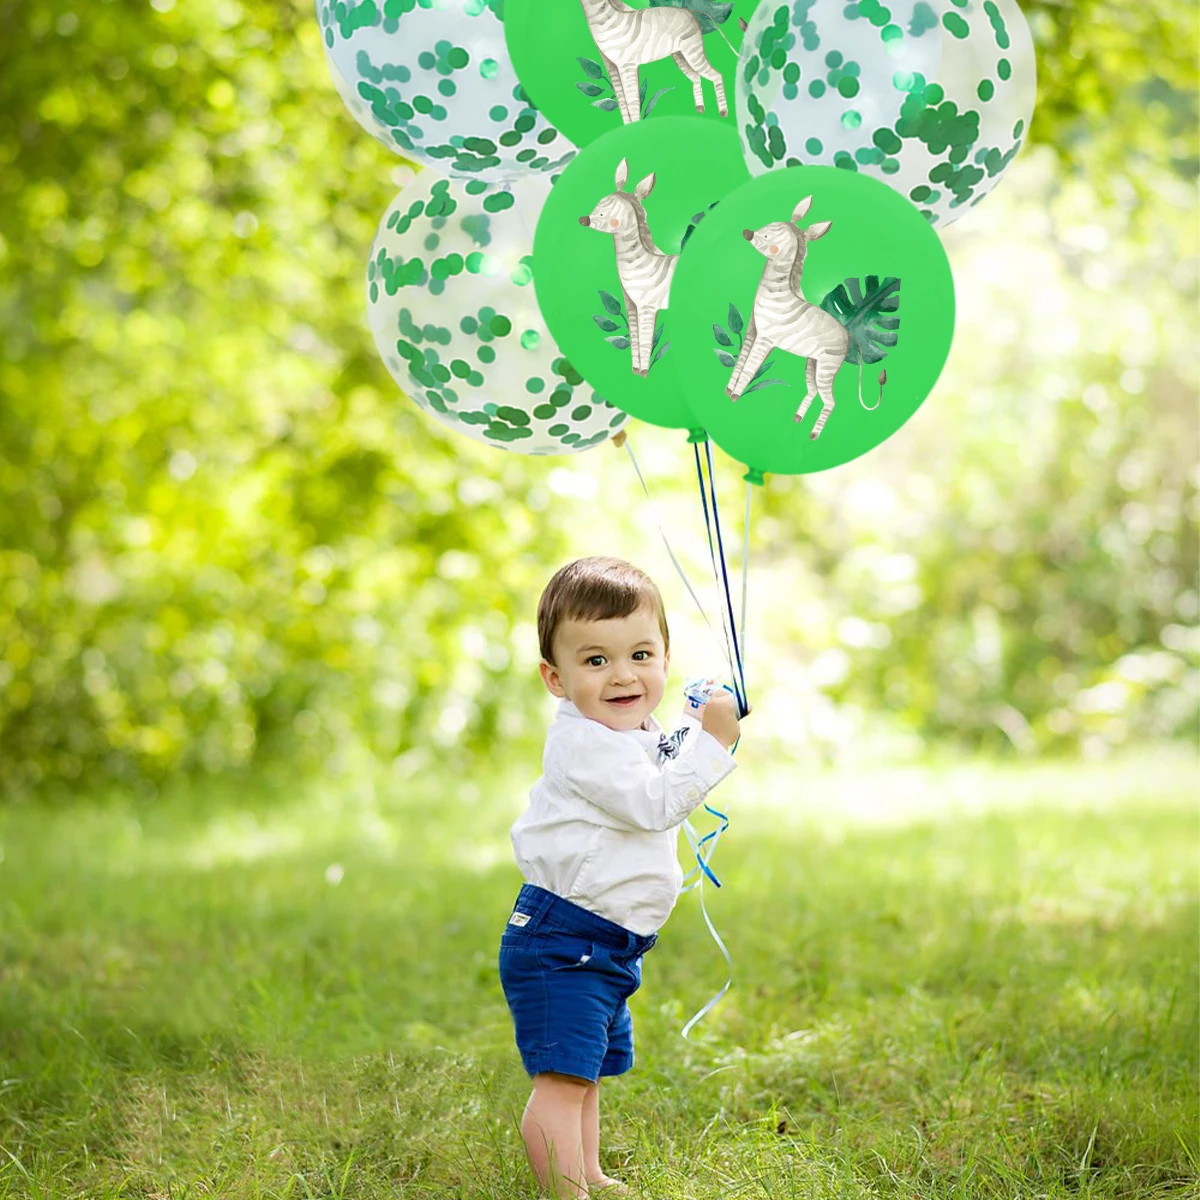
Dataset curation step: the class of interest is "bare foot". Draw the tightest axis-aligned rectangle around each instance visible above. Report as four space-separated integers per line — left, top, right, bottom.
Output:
587 1177 631 1195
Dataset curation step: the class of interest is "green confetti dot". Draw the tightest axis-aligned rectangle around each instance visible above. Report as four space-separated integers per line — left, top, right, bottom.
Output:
480 58 499 79
998 57 1012 80
1013 118 1024 138
873 127 902 154
942 11 969 38
808 79 826 98
806 136 823 154
881 23 902 43
525 377 545 394
450 359 472 379
825 50 843 67
447 47 469 69
838 76 860 98
910 184 932 201
841 110 861 129
783 62 801 84
548 423 569 436
478 345 496 363
438 79 456 97
460 316 478 334
489 315 512 337
489 104 508 121
571 405 592 421
520 329 541 350
978 79 994 101
534 404 557 419
483 191 515 213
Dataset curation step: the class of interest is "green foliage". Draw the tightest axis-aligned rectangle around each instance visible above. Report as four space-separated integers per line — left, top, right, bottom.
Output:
1022 1 1199 193
0 0 1196 789
819 275 901 365
0 0 565 793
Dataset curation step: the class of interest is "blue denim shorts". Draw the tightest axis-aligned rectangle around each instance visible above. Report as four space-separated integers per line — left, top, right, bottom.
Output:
498 884 658 1082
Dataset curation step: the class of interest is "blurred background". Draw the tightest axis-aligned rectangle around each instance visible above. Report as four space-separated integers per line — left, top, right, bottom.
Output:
0 0 1196 799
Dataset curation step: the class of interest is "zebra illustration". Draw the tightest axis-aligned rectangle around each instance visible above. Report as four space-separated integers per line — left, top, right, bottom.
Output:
579 158 677 377
727 196 882 439
578 0 729 125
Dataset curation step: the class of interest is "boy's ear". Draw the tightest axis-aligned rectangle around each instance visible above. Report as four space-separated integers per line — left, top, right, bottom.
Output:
540 659 567 697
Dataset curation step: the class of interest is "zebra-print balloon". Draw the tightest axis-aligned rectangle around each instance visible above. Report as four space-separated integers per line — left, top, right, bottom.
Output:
316 0 576 183
736 0 1036 228
367 171 628 456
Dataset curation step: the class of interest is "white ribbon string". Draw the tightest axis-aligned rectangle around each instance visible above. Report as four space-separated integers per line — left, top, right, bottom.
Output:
622 436 733 679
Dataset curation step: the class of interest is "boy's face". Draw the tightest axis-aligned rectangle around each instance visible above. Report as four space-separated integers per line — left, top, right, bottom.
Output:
540 605 669 732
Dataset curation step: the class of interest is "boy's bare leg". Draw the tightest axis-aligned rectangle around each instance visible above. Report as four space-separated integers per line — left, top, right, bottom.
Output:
521 1072 590 1198
582 1080 630 1192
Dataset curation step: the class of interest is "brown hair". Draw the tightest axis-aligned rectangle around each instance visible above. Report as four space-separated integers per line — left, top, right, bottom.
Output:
538 557 669 664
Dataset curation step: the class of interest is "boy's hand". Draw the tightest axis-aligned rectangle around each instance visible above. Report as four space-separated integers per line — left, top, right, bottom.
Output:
700 689 740 749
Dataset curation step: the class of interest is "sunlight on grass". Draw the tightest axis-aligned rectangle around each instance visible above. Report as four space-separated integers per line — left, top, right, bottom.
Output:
0 751 1195 1198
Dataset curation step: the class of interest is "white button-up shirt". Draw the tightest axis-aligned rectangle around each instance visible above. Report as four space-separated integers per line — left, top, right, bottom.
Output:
510 699 737 936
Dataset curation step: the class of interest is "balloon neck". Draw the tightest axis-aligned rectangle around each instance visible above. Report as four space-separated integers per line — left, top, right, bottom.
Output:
686 427 708 444
742 467 766 487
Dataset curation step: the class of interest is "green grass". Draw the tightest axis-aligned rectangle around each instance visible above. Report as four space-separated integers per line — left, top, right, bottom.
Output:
0 750 1196 1198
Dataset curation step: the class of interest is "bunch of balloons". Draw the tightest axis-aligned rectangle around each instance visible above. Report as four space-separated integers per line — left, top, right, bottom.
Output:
318 0 1036 481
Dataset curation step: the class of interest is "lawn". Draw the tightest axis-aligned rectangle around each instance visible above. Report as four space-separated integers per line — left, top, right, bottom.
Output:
1 750 1196 1198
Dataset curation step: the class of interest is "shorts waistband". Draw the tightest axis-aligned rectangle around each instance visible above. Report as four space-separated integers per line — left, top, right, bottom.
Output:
510 884 658 955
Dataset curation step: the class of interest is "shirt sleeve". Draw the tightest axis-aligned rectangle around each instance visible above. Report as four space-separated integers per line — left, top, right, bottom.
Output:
551 722 736 833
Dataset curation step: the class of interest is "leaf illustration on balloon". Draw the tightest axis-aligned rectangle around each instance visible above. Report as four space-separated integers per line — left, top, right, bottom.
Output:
577 57 618 110
712 303 788 392
818 276 901 366
593 290 668 368
680 200 721 251
647 0 736 37
641 80 675 119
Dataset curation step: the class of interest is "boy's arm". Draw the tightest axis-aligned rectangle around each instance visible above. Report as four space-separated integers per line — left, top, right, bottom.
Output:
553 726 735 833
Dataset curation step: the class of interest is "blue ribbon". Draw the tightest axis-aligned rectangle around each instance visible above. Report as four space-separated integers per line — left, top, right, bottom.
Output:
692 442 748 718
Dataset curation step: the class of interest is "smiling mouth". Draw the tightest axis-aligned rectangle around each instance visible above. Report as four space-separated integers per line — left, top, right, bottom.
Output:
605 695 643 707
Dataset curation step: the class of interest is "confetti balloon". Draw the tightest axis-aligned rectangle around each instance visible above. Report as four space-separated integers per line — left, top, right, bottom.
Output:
316 0 576 183
367 171 628 455
737 0 1036 227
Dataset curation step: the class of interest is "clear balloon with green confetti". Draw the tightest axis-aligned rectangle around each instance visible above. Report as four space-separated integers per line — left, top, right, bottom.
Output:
737 0 1036 227
367 171 628 455
317 0 576 183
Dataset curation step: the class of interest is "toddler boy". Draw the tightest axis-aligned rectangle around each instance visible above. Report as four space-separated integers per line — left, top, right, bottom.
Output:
499 556 740 1197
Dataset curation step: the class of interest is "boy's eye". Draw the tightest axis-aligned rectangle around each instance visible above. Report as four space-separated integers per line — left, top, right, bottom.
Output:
633 650 650 661
586 655 606 667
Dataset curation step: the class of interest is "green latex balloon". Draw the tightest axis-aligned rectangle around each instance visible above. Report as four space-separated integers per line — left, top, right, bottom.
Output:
504 0 760 149
532 116 751 431
667 164 954 477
